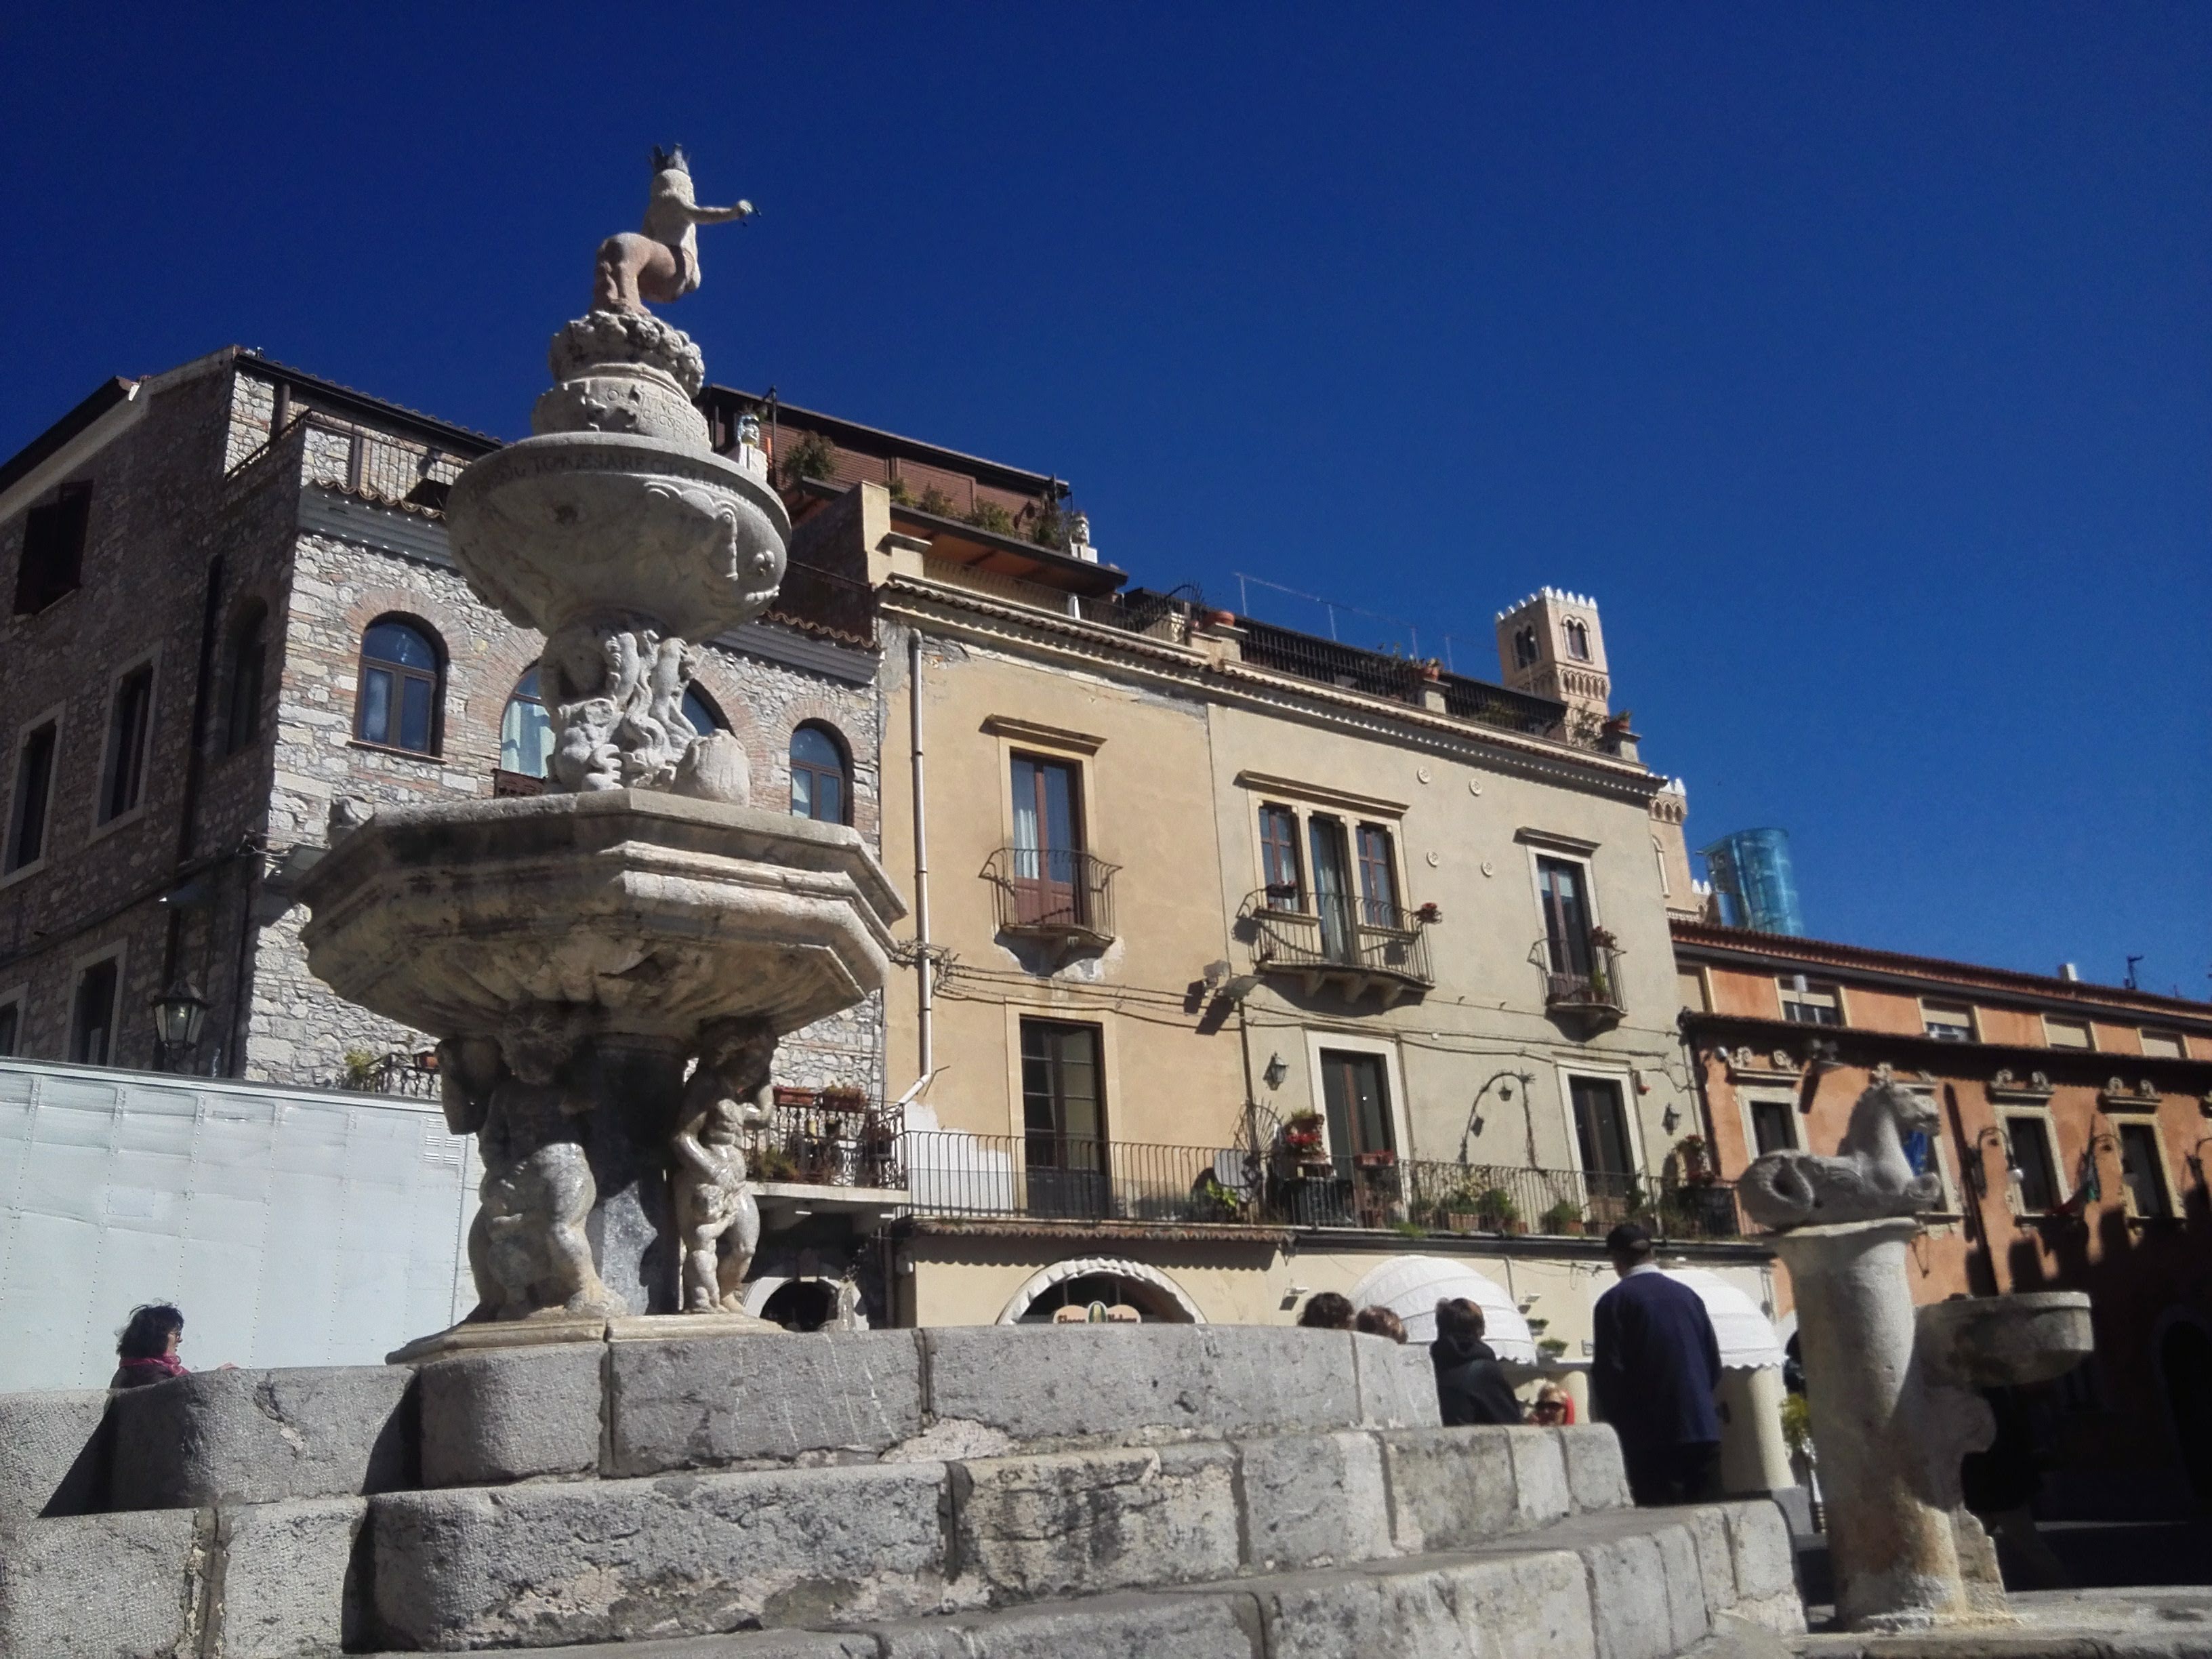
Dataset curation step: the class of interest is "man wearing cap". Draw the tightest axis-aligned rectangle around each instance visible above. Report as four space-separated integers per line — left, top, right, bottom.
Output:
1591 1221 1724 1505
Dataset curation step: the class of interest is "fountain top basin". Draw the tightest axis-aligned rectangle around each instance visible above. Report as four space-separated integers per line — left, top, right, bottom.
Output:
295 790 905 1042
1917 1291 2094 1389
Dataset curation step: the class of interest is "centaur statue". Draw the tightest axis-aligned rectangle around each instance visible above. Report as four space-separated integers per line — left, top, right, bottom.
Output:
594 144 754 315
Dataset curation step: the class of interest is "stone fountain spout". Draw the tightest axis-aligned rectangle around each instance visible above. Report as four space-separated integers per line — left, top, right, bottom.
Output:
1750 1067 2093 1633
294 152 904 1348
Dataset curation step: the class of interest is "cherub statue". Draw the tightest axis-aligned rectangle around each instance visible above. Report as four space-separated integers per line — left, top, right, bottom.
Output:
594 145 754 315
672 1016 777 1313
439 1006 626 1322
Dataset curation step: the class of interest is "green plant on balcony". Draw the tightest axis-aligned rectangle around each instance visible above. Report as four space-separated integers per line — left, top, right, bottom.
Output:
1028 501 1067 550
1537 1336 1570 1360
888 475 914 505
1475 1187 1518 1229
1282 1111 1326 1157
1189 1172 1241 1223
1540 1198 1586 1235
917 485 960 518
339 1047 379 1090
964 499 1016 534
751 1143 800 1183
780 429 840 486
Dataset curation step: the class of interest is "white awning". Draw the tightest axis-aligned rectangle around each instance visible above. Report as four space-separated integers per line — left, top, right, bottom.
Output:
1660 1267 1786 1370
1346 1254 1537 1364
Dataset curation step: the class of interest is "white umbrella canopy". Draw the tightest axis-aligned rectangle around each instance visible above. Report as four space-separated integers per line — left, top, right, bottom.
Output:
1346 1254 1538 1363
1658 1267 1786 1370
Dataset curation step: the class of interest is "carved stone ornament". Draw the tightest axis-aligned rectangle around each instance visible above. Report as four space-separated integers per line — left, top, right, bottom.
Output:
1772 1049 1795 1072
1739 1076 1947 1230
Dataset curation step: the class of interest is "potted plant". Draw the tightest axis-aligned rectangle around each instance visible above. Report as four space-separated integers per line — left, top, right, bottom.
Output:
1475 1187 1517 1231
1352 1148 1397 1169
1282 1111 1326 1155
1414 900 1443 925
1674 1134 1716 1187
1540 1198 1585 1235
1537 1336 1570 1361
751 1143 800 1183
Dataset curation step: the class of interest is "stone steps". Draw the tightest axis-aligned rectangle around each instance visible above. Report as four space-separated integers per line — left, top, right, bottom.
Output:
359 1507 1802 1659
0 1326 1807 1657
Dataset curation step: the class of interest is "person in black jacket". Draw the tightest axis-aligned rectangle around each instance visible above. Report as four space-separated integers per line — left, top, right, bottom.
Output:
1431 1297 1523 1425
1591 1223 1723 1505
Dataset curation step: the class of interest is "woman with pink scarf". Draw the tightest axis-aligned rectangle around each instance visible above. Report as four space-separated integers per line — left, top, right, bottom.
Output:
108 1303 190 1389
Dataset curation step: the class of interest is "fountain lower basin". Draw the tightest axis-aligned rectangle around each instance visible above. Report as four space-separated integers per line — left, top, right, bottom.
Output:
1917 1291 2094 1389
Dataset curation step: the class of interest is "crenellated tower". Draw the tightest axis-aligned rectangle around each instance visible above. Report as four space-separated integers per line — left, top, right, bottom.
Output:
1494 587 1611 726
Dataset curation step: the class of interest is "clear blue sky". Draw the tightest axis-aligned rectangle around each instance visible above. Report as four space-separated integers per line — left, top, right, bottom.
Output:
5 5 2206 993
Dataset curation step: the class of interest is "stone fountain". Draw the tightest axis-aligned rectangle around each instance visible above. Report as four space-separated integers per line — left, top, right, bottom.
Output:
296 148 903 1345
1740 1067 2094 1632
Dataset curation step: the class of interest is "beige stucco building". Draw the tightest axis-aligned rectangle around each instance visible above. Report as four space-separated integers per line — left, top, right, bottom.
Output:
754 402 1784 1485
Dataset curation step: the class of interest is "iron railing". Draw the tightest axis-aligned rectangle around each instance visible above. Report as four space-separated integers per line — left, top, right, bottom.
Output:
899 1131 1743 1240
1242 890 1434 987
1534 937 1626 1018
748 1098 905 1190
904 1131 1250 1224
333 1050 440 1099
981 846 1119 941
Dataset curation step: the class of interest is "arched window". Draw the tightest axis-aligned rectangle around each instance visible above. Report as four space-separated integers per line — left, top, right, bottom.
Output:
682 683 726 737
500 665 553 778
224 603 268 756
790 722 849 825
1563 618 1591 662
1512 626 1538 669
354 616 442 754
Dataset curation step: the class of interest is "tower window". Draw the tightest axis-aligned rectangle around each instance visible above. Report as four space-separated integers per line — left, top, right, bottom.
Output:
1512 626 1538 669
69 955 121 1067
12 482 91 615
354 617 443 754
1563 618 1591 661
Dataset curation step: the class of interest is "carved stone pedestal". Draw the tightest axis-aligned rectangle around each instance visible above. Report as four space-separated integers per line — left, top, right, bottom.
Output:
1773 1220 2092 1632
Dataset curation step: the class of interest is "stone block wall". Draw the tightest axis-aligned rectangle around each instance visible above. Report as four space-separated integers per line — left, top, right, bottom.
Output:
249 516 886 1096
0 359 264 1073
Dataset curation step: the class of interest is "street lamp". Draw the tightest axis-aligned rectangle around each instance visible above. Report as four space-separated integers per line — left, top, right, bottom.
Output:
149 976 209 1071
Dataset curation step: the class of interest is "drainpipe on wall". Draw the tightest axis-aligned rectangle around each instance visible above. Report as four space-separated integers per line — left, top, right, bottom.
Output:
908 629 933 1080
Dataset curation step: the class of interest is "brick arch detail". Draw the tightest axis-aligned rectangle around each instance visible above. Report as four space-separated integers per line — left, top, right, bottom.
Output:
336 581 484 766
773 695 877 836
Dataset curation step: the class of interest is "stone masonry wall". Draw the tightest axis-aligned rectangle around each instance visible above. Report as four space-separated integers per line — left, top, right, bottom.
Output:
0 360 268 1073
248 513 884 1097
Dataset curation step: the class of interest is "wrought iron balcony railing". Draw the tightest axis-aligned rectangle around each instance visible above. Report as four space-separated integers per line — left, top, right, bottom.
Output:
747 1096 905 1191
899 1130 1744 1240
1532 935 1626 1025
1240 890 1433 1001
981 846 1118 947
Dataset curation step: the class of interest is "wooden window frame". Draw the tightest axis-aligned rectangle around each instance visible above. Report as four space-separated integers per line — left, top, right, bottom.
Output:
1776 976 1845 1027
1743 1092 1799 1157
1300 1030 1410 1163
1921 1001 1978 1042
2138 1029 2186 1060
1258 802 1304 911
2114 1121 2175 1220
789 720 853 827
352 615 444 757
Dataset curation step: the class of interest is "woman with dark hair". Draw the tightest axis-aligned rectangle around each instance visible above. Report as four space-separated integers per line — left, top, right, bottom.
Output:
110 1304 188 1389
1296 1291 1355 1330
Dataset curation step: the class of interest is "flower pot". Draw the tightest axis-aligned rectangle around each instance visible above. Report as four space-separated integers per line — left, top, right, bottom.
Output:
1446 1210 1478 1234
1502 1218 1528 1236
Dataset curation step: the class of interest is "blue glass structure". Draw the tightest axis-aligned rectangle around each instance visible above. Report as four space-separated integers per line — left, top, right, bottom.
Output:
1700 827 1805 937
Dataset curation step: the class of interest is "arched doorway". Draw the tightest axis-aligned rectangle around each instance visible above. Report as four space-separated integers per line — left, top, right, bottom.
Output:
760 1279 841 1332
996 1257 1203 1324
2161 1319 2212 1504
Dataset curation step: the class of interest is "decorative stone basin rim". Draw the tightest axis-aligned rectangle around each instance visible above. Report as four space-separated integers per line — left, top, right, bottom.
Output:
1917 1290 2094 1389
296 790 905 1042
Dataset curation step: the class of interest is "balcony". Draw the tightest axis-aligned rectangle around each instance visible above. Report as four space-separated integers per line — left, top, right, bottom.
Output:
1240 890 1434 1004
981 846 1118 960
899 1130 1744 1241
1532 934 1626 1031
746 1092 907 1228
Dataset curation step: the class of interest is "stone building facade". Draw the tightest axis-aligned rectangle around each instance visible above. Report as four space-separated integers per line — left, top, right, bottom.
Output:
0 351 883 1098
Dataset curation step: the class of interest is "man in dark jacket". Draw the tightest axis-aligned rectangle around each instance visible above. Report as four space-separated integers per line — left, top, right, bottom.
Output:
1431 1297 1523 1426
1591 1223 1723 1504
